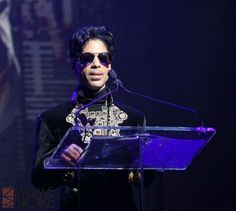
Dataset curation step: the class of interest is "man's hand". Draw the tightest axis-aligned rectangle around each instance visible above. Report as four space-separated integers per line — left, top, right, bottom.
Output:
60 144 83 161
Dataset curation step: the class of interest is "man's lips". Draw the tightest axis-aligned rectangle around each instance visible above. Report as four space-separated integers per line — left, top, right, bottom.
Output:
89 72 103 80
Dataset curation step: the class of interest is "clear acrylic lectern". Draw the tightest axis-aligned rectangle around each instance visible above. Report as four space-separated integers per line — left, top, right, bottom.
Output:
44 125 215 211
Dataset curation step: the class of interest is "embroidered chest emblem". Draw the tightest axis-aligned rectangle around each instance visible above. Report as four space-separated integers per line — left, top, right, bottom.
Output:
66 104 128 143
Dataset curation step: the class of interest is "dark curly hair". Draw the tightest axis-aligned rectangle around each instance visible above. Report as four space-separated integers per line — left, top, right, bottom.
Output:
69 26 115 70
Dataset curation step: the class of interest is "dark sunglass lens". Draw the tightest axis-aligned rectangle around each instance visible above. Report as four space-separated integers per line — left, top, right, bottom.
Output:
79 53 94 66
98 53 111 67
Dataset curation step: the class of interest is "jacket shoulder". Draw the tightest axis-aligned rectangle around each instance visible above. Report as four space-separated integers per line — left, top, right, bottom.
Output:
40 101 74 121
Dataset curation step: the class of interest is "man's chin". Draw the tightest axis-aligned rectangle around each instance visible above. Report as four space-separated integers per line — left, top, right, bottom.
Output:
87 82 105 91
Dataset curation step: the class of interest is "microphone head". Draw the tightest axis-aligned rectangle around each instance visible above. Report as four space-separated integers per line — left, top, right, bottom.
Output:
108 69 123 87
108 69 117 80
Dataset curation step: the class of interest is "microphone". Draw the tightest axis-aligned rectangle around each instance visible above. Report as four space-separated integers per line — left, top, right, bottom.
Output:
108 69 123 86
109 69 204 127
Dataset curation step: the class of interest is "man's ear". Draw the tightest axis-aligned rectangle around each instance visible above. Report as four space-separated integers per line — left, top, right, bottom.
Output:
108 64 112 71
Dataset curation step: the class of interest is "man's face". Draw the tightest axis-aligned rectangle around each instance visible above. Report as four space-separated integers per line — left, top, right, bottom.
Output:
76 39 111 91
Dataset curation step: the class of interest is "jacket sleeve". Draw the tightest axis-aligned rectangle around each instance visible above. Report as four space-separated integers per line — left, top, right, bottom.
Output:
31 115 64 191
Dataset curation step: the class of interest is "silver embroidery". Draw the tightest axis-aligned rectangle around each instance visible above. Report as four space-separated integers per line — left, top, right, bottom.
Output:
66 104 128 143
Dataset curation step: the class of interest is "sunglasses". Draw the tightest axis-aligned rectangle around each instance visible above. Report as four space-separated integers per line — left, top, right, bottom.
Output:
79 52 112 68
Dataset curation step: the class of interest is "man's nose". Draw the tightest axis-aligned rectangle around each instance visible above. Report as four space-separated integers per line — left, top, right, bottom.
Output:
91 55 101 67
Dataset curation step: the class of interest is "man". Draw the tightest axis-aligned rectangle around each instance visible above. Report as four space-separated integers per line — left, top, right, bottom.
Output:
31 26 146 211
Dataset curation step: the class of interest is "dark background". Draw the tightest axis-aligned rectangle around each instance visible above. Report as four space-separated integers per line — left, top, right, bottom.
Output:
0 0 235 210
